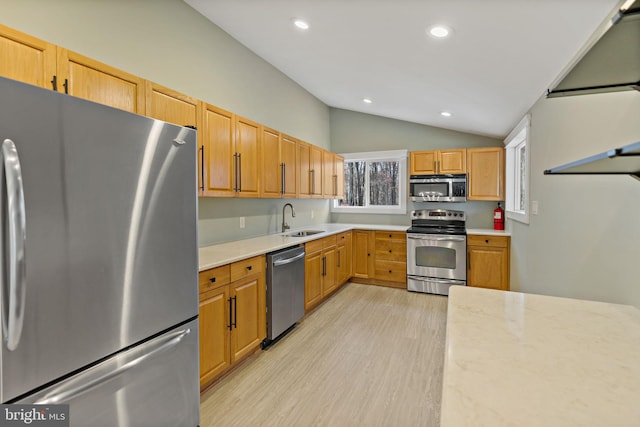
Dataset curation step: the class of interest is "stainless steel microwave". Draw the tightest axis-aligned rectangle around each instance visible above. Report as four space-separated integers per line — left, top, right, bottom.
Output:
409 174 466 202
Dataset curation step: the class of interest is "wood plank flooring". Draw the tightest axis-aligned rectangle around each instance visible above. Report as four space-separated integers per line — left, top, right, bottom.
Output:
200 282 448 427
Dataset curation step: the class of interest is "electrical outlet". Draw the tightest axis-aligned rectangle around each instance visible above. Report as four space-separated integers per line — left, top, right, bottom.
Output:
311 210 314 219
531 201 539 215
239 217 245 228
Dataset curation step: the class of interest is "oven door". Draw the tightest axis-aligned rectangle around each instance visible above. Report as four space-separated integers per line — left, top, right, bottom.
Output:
406 233 466 281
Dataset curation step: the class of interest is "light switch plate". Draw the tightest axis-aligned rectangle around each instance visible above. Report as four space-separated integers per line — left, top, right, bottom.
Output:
531 201 539 215
239 217 245 228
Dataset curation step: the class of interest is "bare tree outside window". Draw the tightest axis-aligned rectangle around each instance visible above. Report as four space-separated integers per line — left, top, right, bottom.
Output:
369 161 399 206
340 161 366 206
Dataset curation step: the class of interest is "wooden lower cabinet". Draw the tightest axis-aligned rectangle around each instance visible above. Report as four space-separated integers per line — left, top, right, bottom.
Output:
304 234 349 311
373 231 407 287
352 230 375 279
199 285 230 387
198 255 266 390
467 235 510 291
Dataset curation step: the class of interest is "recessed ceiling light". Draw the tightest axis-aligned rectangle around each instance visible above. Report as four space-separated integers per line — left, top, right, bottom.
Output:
440 111 452 117
293 18 309 30
428 25 453 39
363 98 373 104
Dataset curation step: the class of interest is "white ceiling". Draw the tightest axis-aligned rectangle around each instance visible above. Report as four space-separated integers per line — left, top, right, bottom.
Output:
185 0 620 139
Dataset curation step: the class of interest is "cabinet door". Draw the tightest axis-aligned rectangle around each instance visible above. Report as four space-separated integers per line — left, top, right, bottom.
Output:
281 134 298 198
352 230 374 279
230 274 266 362
322 246 338 296
467 246 509 291
304 251 323 311
322 150 335 198
145 82 198 127
261 127 282 198
199 286 230 389
0 24 56 89
410 151 437 175
202 104 235 196
298 141 311 198
467 147 505 200
235 116 261 198
335 155 345 200
439 149 467 174
57 48 145 114
310 145 323 198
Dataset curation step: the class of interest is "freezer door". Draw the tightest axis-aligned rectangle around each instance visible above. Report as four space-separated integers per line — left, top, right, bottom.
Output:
17 319 200 427
0 77 198 401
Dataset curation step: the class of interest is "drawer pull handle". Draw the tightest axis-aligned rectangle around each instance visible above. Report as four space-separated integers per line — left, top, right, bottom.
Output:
246 265 252 271
485 239 489 243
209 277 216 283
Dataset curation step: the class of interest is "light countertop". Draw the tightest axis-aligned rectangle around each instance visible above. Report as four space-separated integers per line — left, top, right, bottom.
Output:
466 228 511 236
198 223 409 271
441 286 640 427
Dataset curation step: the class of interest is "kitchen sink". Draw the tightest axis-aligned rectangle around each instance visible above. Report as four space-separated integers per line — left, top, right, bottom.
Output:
287 230 324 237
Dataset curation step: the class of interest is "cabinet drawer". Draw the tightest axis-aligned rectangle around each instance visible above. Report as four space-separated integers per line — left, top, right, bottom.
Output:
305 238 324 254
230 255 265 282
375 260 407 283
336 231 350 246
375 239 407 260
467 235 509 248
322 234 337 248
375 231 406 241
198 265 231 294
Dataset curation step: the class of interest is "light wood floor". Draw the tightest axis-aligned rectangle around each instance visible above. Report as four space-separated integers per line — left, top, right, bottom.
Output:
200 282 448 427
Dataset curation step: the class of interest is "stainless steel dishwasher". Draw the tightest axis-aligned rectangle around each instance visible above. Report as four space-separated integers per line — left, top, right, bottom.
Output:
264 245 306 348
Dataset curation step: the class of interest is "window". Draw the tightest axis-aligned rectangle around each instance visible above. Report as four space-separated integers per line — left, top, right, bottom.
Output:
332 150 407 214
504 115 530 224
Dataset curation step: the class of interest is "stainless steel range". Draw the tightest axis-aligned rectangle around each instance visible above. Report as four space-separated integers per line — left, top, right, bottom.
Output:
406 209 467 295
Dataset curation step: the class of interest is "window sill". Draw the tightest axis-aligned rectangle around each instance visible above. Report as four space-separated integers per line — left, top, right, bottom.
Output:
506 210 529 225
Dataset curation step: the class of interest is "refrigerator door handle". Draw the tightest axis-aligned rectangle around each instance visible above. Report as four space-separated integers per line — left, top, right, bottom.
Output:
1 139 27 351
34 327 192 405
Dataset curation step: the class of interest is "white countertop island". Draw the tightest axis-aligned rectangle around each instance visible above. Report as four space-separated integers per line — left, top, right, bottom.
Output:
441 286 640 427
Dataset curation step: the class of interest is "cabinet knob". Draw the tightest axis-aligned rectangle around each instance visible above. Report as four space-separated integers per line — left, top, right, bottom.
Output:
388 270 392 273
367 253 370 256
389 234 392 238
246 265 252 271
485 239 489 243
209 277 216 283
388 249 392 253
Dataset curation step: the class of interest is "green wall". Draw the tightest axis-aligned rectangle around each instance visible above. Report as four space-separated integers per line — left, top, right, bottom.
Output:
0 0 332 246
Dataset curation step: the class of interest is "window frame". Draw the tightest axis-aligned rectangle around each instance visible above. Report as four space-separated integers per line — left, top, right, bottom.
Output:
504 114 531 224
331 149 407 215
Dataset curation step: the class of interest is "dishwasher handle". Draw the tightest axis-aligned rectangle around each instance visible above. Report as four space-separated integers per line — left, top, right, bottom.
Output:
272 251 305 267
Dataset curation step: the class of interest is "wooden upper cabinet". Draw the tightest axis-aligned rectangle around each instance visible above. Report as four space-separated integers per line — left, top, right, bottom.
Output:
467 147 505 200
57 49 145 114
322 150 335 198
298 141 311 198
439 149 466 174
261 130 298 198
202 104 235 197
261 127 282 198
410 149 466 175
145 81 199 128
0 24 56 89
235 116 261 198
281 134 298 198
310 145 323 198
335 155 344 200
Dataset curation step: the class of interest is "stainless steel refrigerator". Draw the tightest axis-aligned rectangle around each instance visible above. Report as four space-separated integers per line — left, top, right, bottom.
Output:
0 76 199 426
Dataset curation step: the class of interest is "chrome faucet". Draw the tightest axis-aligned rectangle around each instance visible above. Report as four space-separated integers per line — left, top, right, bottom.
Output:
282 203 296 232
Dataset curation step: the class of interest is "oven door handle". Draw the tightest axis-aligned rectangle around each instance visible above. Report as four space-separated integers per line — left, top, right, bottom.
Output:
407 276 466 285
408 235 466 242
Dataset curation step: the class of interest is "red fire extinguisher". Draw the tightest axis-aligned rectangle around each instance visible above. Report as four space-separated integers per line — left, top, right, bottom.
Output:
494 202 504 231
